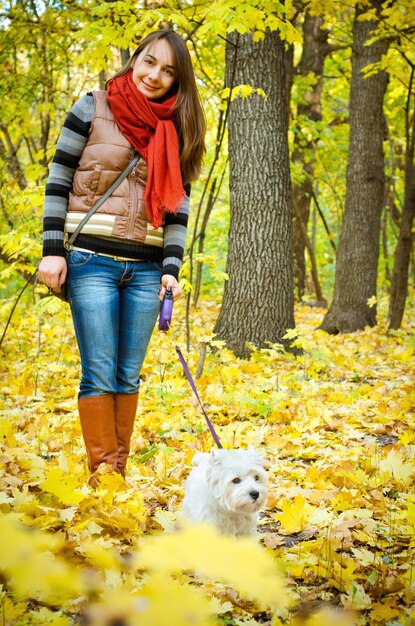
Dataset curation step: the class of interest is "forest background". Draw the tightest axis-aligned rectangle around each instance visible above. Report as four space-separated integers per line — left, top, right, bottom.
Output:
0 0 414 625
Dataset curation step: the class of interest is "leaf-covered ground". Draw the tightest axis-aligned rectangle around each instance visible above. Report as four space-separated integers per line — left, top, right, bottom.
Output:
0 295 414 626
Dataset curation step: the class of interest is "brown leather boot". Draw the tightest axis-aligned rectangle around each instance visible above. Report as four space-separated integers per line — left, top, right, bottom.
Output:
78 394 119 484
114 393 138 476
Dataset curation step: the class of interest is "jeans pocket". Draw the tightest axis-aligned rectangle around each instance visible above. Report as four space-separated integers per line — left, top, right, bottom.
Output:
68 250 94 267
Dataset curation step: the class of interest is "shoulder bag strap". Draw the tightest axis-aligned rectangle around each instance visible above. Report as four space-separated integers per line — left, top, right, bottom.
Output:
65 152 140 250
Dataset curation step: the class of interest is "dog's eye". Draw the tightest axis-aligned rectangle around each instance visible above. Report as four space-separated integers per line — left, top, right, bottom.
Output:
254 475 259 481
232 477 241 484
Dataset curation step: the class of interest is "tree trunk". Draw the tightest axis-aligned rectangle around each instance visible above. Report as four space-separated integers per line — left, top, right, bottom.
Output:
320 1 389 334
213 30 294 358
388 66 415 330
292 12 329 299
388 172 415 329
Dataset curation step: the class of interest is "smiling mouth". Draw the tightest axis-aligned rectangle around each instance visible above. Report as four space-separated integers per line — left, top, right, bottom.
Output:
142 81 159 90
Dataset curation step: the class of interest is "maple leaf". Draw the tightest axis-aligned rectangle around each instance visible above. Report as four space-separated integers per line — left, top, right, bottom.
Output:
283 328 298 340
377 449 415 484
370 602 403 623
40 466 85 506
0 596 27 624
351 547 375 567
27 606 69 625
274 494 315 534
341 582 372 610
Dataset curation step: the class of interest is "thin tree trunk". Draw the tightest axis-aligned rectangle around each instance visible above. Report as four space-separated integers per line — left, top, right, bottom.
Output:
292 13 329 299
120 47 130 66
311 189 337 254
190 99 229 308
388 62 415 329
296 211 327 305
320 1 390 334
213 29 294 358
193 168 227 307
99 70 107 91
388 172 415 329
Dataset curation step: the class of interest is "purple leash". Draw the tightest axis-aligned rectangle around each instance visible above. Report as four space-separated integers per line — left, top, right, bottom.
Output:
175 346 223 449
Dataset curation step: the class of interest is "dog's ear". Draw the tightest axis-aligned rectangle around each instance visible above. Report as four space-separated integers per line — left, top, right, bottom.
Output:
247 445 265 466
192 452 207 466
209 448 223 464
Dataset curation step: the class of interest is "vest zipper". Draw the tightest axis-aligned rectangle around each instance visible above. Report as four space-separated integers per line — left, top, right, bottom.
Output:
126 174 140 240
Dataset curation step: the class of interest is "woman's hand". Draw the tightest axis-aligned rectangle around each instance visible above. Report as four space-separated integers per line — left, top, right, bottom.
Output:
38 256 67 294
159 274 181 301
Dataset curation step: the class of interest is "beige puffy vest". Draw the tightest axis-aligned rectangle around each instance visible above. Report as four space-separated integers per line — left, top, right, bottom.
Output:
65 90 163 247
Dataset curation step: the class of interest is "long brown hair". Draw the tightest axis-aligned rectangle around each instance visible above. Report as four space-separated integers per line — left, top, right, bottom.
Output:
108 30 206 184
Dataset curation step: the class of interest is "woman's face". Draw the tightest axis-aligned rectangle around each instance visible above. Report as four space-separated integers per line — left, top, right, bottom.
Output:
132 39 176 100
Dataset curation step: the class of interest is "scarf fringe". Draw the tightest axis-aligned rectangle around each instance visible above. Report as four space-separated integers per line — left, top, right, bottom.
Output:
148 188 186 230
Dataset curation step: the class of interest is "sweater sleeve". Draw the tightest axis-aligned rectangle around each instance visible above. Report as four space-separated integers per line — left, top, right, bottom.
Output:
162 183 190 280
42 94 94 257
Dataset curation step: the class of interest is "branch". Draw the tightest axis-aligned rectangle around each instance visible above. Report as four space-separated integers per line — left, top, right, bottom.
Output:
186 34 221 90
311 189 337 253
0 197 14 229
0 272 37 348
0 126 27 190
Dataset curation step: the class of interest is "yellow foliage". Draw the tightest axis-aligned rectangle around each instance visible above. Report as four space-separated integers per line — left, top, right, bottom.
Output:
0 297 414 625
0 418 13 438
406 496 415 527
137 574 212 626
85 581 212 626
221 84 268 102
0 515 84 605
302 607 356 625
137 524 288 610
77 537 122 571
0 593 28 624
27 607 71 625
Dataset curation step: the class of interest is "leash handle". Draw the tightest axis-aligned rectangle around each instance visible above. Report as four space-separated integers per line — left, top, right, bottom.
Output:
175 346 223 449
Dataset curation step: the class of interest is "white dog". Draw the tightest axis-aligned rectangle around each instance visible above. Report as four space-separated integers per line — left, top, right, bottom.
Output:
182 447 268 537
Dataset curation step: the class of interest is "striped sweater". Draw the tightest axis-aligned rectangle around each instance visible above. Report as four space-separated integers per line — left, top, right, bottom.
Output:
42 93 190 279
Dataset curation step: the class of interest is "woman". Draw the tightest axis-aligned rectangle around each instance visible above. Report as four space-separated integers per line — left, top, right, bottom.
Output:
38 30 206 486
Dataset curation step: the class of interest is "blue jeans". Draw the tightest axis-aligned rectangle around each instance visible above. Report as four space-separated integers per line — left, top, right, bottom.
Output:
67 250 161 398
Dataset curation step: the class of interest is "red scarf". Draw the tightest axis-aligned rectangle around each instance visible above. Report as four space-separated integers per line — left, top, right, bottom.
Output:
107 71 184 229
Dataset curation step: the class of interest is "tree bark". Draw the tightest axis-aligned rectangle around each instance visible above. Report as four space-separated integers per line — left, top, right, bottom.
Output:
292 12 329 299
213 30 295 358
320 1 389 334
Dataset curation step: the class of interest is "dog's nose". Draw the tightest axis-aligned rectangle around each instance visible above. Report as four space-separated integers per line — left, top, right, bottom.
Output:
250 490 259 501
